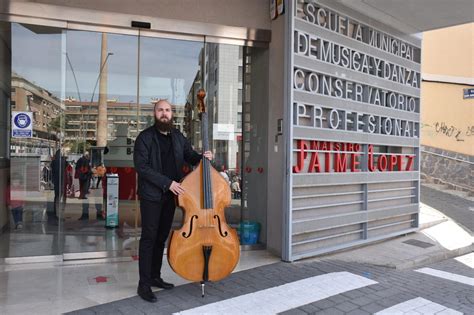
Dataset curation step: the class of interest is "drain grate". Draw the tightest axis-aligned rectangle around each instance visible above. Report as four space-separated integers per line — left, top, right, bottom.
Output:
402 239 435 248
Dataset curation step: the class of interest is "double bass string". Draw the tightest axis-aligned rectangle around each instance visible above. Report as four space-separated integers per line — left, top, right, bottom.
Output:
204 106 209 231
202 111 212 240
201 112 207 230
204 158 209 229
206 159 211 242
200 97 216 243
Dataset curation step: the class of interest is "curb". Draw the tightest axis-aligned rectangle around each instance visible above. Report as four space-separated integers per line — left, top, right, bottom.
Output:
391 243 474 270
418 218 449 230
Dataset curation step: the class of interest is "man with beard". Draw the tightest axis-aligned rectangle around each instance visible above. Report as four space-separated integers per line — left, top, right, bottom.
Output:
133 99 213 303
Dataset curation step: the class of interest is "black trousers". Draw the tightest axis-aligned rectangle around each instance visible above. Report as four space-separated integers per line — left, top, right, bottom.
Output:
79 178 89 198
139 194 176 286
49 183 65 219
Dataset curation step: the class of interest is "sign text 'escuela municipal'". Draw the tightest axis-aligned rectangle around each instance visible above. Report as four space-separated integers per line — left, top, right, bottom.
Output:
292 2 420 174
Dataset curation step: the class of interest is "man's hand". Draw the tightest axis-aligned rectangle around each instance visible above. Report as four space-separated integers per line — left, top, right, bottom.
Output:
169 181 185 195
203 151 213 161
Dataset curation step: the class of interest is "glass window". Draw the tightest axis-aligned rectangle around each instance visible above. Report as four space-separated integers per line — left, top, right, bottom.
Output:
201 43 269 246
2 22 64 257
0 21 269 259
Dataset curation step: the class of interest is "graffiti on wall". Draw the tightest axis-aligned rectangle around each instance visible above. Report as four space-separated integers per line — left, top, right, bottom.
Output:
422 122 474 142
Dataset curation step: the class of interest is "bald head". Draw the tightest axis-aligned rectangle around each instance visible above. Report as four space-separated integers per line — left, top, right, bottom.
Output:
154 99 172 112
154 100 173 132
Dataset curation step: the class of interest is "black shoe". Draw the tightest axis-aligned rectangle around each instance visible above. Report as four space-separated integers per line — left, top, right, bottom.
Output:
137 285 157 303
151 278 174 290
78 215 89 221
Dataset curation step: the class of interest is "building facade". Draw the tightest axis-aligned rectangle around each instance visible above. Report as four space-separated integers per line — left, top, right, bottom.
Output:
11 73 63 156
0 0 470 264
285 1 422 260
420 23 473 193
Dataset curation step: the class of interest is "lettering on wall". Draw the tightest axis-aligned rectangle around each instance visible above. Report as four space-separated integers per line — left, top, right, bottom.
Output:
291 1 420 175
294 103 418 137
294 68 418 112
295 3 421 62
292 140 415 173
294 31 420 88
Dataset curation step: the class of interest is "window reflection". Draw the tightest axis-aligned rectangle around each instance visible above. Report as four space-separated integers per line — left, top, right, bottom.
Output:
2 22 64 258
0 22 269 259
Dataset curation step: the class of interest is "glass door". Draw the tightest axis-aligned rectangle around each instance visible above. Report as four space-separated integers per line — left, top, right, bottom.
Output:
62 30 207 258
1 21 268 260
202 42 244 229
1 22 65 259
138 32 205 231
201 42 269 246
62 29 139 257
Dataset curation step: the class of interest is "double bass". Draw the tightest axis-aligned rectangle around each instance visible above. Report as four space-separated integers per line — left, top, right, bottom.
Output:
167 89 240 296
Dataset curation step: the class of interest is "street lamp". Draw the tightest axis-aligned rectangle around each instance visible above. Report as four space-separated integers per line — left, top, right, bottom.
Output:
66 52 82 152
90 52 114 105
66 53 82 103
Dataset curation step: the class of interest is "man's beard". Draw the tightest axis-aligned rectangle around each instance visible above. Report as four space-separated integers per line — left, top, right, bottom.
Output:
155 117 173 132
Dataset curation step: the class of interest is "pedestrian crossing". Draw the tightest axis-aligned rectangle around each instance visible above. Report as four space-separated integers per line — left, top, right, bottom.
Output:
174 262 472 315
375 297 462 315
60 254 471 315
416 267 474 287
455 252 473 268
174 272 378 314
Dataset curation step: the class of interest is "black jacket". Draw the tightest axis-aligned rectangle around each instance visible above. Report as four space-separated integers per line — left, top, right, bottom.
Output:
75 156 91 181
51 150 66 187
134 126 202 201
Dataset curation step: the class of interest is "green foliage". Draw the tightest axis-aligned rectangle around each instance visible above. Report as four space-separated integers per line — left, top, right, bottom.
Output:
66 140 92 154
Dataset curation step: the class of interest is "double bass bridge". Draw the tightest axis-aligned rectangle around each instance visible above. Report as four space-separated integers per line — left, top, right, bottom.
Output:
197 224 217 228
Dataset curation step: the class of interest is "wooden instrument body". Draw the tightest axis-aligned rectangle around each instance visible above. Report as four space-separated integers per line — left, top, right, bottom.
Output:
167 160 240 282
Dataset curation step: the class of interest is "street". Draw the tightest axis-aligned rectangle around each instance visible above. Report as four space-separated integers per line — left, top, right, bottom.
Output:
68 184 473 314
69 253 473 314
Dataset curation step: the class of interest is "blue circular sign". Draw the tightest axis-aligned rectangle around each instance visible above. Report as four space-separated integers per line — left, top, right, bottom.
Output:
14 113 31 129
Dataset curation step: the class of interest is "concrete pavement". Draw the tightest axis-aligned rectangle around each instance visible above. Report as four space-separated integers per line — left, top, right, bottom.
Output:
1 184 472 315
65 191 473 314
421 184 473 234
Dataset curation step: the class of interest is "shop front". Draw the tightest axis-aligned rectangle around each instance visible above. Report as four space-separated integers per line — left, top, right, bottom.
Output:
0 1 270 262
2 0 448 264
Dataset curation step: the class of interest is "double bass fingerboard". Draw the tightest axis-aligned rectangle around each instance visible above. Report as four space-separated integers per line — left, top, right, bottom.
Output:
201 111 213 209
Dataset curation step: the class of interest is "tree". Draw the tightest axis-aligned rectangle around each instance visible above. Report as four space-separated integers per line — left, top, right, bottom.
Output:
67 140 92 154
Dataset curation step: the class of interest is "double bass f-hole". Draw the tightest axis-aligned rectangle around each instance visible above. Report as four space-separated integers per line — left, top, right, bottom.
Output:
213 215 228 237
182 215 198 238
